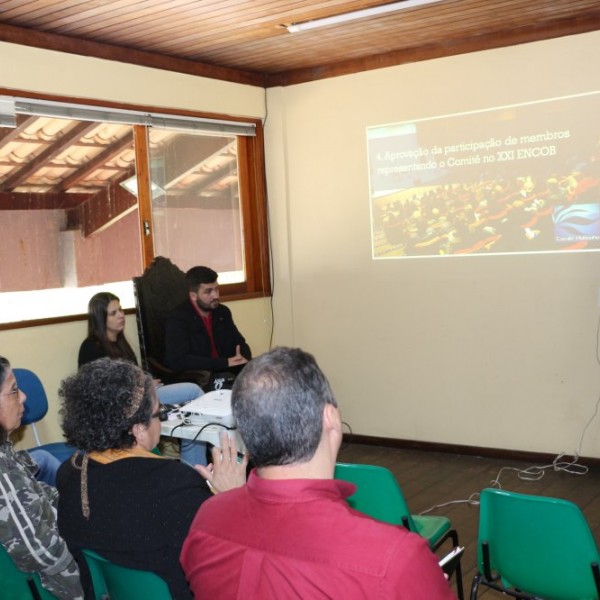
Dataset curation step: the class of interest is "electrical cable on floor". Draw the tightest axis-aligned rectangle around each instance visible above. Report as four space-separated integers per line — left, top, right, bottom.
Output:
420 313 600 515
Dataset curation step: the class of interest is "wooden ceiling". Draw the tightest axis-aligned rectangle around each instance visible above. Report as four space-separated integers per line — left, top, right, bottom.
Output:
0 0 599 87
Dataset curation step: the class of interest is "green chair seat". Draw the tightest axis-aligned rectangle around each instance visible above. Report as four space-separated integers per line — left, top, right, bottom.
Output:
412 514 452 547
0 543 58 599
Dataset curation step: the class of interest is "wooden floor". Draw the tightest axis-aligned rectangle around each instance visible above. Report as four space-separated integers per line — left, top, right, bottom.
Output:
336 441 600 598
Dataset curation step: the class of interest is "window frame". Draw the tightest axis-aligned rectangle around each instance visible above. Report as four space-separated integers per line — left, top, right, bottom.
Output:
0 89 271 330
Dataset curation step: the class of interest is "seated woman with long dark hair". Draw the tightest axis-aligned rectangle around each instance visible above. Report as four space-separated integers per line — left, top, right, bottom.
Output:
0 356 83 600
79 292 207 465
57 358 247 599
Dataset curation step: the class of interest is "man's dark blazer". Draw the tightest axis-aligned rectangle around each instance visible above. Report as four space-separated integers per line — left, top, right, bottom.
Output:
164 300 251 372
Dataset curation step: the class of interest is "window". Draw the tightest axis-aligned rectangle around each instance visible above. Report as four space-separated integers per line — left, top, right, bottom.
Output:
0 96 270 325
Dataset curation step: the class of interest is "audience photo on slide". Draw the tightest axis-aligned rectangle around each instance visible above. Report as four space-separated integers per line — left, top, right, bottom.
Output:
367 92 600 259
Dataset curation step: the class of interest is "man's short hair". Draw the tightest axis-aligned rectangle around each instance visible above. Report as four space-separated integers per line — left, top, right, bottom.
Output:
185 266 218 292
231 347 337 467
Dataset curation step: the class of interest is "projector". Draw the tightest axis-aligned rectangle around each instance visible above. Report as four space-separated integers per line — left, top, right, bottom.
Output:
181 389 236 428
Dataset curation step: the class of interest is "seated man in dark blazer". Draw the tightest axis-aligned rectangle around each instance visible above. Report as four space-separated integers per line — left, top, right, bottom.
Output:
164 266 251 381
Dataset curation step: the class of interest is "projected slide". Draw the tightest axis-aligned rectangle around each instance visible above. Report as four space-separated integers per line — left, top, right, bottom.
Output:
367 92 600 258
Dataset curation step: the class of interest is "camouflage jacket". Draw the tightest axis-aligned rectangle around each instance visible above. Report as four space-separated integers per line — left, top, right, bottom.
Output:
0 442 83 600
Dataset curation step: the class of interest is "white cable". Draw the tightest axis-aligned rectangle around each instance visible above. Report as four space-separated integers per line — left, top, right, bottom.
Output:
420 314 600 515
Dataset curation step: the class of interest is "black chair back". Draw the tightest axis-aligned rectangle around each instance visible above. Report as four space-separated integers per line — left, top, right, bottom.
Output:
133 256 188 373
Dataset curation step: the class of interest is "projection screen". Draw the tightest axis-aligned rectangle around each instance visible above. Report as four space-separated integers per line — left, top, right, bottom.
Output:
367 92 600 259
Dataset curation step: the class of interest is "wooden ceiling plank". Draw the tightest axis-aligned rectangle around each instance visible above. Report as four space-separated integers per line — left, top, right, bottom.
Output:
3 0 128 26
95 7 270 48
0 0 67 20
87 0 371 48
55 0 205 35
38 0 195 33
103 2 388 50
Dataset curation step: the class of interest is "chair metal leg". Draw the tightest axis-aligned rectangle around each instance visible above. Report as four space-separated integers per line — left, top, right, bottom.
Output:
454 555 464 600
470 573 482 600
438 529 464 600
27 578 43 600
446 529 464 599
592 561 600 596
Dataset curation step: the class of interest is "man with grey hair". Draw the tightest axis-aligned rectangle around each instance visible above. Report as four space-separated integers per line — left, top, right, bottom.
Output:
181 347 455 599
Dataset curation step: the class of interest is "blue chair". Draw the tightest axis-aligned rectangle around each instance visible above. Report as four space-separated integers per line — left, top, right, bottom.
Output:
14 368 76 463
0 543 58 599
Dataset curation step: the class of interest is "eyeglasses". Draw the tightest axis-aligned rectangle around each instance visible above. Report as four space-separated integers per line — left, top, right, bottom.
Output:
1 384 19 398
151 407 169 422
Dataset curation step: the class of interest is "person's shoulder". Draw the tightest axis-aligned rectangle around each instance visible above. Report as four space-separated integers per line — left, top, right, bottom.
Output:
332 504 423 551
167 300 194 319
326 508 438 578
79 337 99 351
195 484 245 517
95 454 205 488
78 337 105 366
147 459 212 499
0 443 22 472
215 304 233 318
145 456 207 482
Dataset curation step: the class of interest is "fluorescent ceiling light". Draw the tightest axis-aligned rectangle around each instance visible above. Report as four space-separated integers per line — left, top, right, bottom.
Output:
287 0 444 33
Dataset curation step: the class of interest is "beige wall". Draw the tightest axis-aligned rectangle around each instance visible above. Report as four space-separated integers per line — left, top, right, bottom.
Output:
0 42 265 118
265 30 600 457
0 42 272 448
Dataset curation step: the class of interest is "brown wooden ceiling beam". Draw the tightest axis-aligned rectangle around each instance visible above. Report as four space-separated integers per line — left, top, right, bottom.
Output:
67 172 138 238
0 191 91 210
0 114 40 146
161 188 239 210
186 163 238 195
54 130 134 192
0 120 97 191
0 22 266 87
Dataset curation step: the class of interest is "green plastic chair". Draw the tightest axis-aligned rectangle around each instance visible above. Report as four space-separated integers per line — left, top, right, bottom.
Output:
471 488 600 600
0 543 58 600
81 549 172 600
334 462 464 599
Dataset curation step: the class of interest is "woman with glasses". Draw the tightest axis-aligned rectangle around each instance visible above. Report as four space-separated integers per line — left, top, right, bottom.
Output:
0 355 84 600
56 357 247 599
79 291 209 466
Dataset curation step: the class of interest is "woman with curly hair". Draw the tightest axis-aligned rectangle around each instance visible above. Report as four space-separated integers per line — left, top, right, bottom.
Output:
56 358 247 600
0 356 83 600
78 291 208 465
